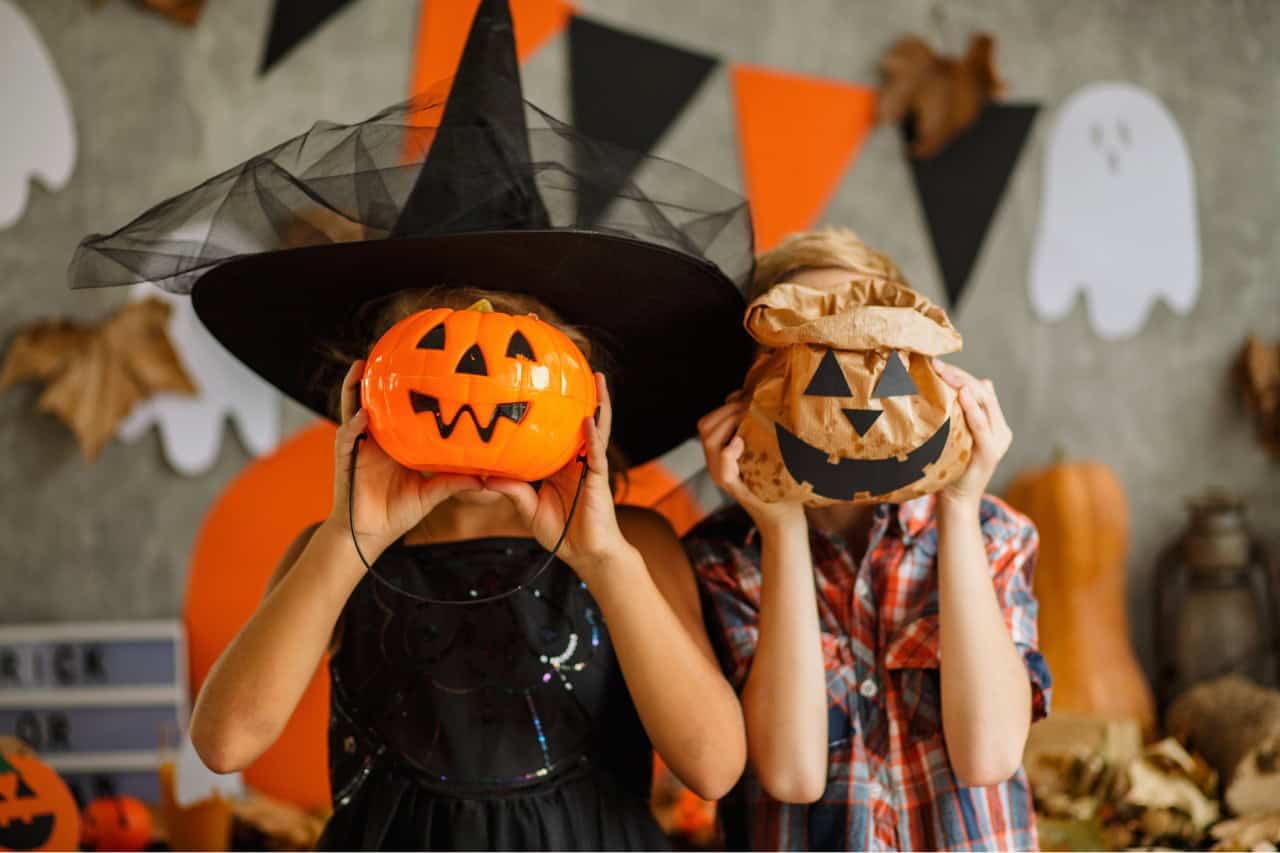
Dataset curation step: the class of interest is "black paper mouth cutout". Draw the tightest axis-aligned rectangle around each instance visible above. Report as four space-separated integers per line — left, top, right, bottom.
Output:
0 814 55 851
410 392 528 441
775 418 951 501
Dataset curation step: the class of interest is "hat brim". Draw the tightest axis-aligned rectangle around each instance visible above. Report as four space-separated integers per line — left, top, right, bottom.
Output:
192 229 752 467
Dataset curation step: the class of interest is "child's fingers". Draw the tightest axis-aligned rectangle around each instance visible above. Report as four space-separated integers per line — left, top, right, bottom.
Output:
697 402 747 441
974 379 1013 453
592 373 613 446
958 387 991 443
700 405 746 451
335 409 369 465
583 415 608 476
340 360 365 424
483 478 541 524
419 474 483 512
931 357 985 394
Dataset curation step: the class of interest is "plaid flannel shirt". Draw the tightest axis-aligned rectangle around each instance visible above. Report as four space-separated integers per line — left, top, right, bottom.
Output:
686 494 1051 851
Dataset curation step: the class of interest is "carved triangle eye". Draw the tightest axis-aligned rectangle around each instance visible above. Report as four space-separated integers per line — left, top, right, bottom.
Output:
872 351 917 398
455 344 487 376
804 350 852 397
417 323 445 350
505 330 535 360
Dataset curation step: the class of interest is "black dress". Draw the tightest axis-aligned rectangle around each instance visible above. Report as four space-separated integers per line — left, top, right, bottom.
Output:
317 537 670 851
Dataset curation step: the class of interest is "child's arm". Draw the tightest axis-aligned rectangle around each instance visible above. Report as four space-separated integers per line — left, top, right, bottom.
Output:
596 508 748 801
695 403 829 804
190 361 480 773
932 360 1034 787
489 374 748 800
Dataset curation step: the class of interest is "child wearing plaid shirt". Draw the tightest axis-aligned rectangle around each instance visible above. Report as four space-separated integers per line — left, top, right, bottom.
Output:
686 229 1051 851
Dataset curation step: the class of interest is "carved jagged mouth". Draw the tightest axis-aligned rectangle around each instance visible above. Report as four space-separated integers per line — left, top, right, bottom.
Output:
0 813 55 850
410 392 528 442
775 418 951 501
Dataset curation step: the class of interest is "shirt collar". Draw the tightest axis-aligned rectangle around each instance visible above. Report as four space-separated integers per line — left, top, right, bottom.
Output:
742 493 936 549
892 494 936 539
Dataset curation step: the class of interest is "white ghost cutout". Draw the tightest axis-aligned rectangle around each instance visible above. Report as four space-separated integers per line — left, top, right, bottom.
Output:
0 0 76 229
118 285 281 475
1030 82 1199 340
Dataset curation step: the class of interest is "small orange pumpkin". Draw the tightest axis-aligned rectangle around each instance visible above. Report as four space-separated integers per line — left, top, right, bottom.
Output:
0 751 80 853
362 301 597 480
81 795 153 852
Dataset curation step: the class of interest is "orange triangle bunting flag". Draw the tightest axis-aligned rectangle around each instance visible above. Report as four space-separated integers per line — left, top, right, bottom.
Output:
731 64 877 252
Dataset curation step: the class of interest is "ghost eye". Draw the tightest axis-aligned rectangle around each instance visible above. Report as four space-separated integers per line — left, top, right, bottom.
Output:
505 330 535 360
804 350 852 397
871 352 917 399
1090 123 1103 147
1116 119 1131 146
417 323 445 350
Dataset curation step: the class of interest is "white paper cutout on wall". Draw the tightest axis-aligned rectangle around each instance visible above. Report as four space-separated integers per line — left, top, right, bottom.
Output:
176 730 244 807
1030 82 1199 340
118 286 281 475
0 1 76 230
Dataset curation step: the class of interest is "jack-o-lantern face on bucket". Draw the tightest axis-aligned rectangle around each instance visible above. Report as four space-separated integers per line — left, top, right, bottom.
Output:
737 277 972 506
0 752 80 853
362 302 597 481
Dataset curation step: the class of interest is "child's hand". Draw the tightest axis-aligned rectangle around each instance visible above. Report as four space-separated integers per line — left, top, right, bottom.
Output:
697 401 805 535
485 373 629 575
932 359 1013 510
330 360 483 558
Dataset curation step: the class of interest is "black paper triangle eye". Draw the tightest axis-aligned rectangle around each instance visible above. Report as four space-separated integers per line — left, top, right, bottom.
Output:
456 343 488 375
417 323 446 350
505 330 535 360
872 351 917 398
804 350 852 397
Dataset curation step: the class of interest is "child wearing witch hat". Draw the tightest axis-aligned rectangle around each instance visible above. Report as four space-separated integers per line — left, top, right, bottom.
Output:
69 1 755 849
687 228 1051 851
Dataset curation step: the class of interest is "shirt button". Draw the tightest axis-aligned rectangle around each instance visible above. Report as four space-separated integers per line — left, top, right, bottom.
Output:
859 678 879 699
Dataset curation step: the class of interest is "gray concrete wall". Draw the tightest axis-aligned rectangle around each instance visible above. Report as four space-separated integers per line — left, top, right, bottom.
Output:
2 0 1276 677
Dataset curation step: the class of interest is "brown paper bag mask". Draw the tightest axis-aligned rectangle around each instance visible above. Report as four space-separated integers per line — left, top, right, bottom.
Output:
737 276 972 506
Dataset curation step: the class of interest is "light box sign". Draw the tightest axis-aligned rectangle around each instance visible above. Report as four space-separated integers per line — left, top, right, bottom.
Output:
0 621 187 805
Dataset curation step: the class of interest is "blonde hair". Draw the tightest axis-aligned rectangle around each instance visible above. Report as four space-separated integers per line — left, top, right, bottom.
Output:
750 226 904 301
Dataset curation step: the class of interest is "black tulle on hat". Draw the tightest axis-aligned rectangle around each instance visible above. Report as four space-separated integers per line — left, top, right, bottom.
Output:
69 0 753 466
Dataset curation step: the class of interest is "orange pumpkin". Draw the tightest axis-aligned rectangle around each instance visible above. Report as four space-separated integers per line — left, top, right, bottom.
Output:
81 796 152 852
1005 456 1157 738
362 302 597 480
0 752 80 853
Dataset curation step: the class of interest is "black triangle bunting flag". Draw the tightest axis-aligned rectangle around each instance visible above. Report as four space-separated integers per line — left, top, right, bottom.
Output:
260 0 360 75
905 104 1038 308
568 15 718 224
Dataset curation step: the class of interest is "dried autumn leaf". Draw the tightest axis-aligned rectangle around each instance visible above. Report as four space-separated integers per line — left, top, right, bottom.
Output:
140 0 206 26
879 32 1004 159
0 298 196 460
0 322 94 387
89 0 207 26
1211 811 1280 851
1237 336 1280 456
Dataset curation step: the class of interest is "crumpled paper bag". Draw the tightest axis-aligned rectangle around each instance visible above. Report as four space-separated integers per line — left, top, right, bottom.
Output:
736 267 972 506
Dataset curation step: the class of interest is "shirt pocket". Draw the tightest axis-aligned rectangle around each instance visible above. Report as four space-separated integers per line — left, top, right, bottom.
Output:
884 614 942 744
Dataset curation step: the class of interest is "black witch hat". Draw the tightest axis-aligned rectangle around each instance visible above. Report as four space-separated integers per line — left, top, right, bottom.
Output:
69 0 753 466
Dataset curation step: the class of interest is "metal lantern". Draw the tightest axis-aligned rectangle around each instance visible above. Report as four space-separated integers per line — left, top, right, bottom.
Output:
1154 490 1279 711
